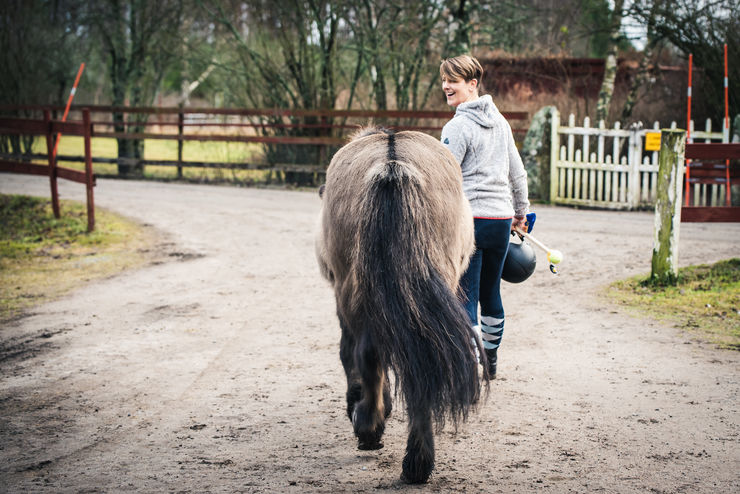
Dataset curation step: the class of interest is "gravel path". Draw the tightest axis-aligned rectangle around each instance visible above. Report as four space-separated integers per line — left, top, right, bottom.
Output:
1 174 739 493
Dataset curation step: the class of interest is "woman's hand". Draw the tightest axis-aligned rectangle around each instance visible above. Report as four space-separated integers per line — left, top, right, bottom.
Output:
512 215 527 233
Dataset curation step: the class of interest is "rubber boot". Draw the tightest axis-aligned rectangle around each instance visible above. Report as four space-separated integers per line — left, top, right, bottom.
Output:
485 347 498 378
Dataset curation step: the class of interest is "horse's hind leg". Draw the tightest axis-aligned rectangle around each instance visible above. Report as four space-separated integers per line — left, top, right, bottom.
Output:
401 406 434 483
339 320 362 420
382 374 392 419
351 331 388 450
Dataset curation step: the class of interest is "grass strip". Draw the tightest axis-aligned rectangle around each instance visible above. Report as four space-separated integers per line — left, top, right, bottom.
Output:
607 258 740 350
1 194 158 320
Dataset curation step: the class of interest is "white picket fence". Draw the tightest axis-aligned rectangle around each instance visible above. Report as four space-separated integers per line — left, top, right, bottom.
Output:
549 109 730 209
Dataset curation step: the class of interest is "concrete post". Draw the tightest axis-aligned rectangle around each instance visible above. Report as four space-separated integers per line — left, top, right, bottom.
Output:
651 129 686 285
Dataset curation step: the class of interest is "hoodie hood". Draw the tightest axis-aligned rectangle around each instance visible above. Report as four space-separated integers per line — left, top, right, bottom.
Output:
455 94 499 128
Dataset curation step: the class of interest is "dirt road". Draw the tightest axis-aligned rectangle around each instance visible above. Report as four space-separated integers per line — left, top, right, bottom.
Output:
1 174 738 493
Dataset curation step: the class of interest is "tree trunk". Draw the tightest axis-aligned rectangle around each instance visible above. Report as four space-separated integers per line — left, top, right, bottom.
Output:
94 0 182 177
620 0 662 123
619 46 652 123
116 137 144 176
359 0 387 110
448 0 471 56
596 0 624 124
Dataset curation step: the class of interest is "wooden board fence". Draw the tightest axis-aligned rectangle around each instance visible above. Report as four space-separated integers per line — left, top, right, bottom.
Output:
550 110 729 210
0 105 529 178
0 110 96 230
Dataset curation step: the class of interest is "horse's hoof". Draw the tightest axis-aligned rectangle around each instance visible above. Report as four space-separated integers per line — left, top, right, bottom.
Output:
401 452 434 484
357 439 384 450
400 470 431 484
352 407 386 450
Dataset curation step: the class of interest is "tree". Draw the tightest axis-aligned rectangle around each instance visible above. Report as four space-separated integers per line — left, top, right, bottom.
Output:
196 0 343 184
0 0 86 154
343 1 390 110
595 0 624 123
473 0 612 57
87 0 185 175
344 0 478 112
199 0 341 110
630 0 740 122
447 0 472 56
364 0 450 111
620 0 663 123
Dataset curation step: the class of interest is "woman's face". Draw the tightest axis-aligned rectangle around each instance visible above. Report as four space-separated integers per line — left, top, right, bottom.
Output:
442 76 478 107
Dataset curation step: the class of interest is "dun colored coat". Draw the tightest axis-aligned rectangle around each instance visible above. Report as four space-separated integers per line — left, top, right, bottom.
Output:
316 128 487 483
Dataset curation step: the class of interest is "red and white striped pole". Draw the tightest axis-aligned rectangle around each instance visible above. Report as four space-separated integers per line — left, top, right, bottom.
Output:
685 54 692 207
51 62 85 161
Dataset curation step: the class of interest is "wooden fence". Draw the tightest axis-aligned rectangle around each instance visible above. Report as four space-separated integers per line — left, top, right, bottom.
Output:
682 143 740 222
549 110 732 210
0 105 529 177
0 109 96 231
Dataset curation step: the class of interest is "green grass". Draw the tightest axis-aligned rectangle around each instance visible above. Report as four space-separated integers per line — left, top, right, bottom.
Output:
31 136 271 183
607 259 740 350
1 194 158 320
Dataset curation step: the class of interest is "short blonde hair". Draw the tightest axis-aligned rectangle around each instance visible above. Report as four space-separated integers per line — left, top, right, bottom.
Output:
440 55 484 85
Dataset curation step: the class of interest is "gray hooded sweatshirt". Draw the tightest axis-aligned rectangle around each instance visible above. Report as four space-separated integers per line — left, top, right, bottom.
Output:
441 94 529 219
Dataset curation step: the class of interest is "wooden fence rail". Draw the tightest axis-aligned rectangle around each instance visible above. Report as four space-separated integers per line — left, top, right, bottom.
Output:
0 109 96 231
0 105 529 178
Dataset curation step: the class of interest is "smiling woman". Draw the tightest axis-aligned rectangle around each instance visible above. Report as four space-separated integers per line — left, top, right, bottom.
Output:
439 54 531 378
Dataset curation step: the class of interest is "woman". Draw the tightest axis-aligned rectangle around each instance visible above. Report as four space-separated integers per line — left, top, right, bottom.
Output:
440 54 530 378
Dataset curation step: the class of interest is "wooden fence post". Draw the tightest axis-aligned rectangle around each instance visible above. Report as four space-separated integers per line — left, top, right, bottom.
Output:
549 107 560 203
83 108 95 232
177 107 184 179
651 129 686 284
44 109 60 218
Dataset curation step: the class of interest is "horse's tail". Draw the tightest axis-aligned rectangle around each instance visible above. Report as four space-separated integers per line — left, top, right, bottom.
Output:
354 131 483 428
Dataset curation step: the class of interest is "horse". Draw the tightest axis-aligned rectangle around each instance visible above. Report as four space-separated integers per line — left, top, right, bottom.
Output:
315 128 488 483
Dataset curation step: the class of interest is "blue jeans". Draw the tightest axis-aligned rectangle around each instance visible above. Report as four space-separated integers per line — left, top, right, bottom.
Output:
460 218 512 348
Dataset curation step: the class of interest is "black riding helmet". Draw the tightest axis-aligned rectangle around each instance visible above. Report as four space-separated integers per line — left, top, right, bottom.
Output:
501 237 536 283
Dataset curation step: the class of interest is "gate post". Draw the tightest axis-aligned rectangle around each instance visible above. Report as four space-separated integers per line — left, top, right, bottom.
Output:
627 123 643 209
651 129 686 285
549 108 560 203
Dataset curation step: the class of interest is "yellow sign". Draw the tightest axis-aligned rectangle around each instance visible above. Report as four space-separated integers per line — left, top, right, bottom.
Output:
645 132 661 151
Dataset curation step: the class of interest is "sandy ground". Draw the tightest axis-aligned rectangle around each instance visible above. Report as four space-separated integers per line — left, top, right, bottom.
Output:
0 173 739 494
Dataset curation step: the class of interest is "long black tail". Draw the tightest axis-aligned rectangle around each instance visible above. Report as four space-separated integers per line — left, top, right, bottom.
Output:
354 132 482 428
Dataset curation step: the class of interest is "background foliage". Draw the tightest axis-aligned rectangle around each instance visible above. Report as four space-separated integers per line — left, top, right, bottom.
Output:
1 0 737 155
